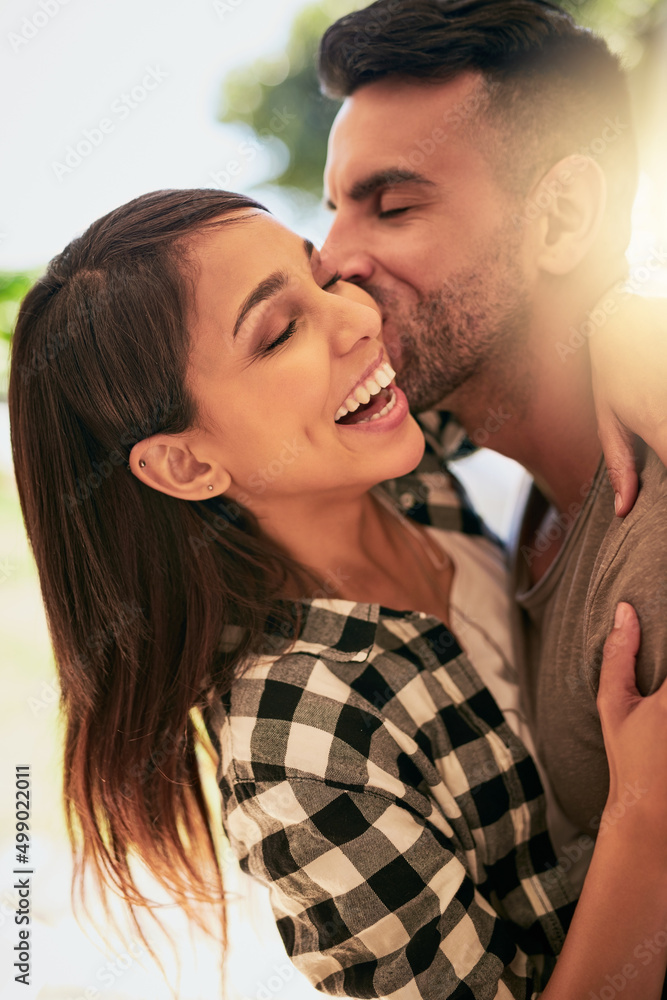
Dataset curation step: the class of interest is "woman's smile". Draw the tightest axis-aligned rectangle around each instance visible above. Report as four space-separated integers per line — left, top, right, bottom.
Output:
330 347 410 434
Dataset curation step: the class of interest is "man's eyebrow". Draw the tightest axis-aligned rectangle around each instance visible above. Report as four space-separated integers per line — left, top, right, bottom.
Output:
325 169 435 209
233 238 314 339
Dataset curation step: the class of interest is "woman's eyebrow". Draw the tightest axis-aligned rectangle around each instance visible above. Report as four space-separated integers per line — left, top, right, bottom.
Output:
233 239 315 339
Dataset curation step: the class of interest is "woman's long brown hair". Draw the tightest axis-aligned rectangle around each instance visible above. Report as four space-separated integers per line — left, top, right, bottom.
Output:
8 189 309 961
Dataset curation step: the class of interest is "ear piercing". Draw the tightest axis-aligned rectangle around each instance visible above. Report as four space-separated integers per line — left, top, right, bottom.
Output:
131 458 214 493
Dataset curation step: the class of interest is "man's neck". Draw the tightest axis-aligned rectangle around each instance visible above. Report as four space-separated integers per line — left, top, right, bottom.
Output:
446 294 606 516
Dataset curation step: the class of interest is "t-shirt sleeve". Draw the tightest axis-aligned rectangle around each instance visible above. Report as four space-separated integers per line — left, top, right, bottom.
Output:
585 494 667 698
223 773 549 1000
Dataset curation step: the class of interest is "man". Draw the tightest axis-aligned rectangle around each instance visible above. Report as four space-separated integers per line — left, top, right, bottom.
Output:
317 0 667 848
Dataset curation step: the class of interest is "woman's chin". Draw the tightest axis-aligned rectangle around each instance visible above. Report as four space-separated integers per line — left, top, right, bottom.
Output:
361 416 426 487
387 417 426 478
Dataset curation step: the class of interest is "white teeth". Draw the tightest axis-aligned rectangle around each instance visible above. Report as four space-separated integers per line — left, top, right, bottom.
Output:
352 388 398 424
379 389 397 417
334 359 397 422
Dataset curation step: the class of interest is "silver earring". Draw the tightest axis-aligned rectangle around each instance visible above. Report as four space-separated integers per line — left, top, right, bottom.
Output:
139 460 146 468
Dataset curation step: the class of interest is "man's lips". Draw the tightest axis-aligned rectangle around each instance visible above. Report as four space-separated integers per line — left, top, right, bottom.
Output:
379 317 405 372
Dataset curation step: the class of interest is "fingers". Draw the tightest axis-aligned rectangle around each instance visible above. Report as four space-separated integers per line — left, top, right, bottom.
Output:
597 602 641 729
596 405 638 517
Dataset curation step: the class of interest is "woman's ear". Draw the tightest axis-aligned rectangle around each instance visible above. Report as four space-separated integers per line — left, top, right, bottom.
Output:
529 155 607 276
129 434 232 499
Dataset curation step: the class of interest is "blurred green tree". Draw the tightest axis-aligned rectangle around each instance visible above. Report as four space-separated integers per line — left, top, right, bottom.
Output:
0 272 35 399
218 0 363 196
0 272 33 343
218 0 666 199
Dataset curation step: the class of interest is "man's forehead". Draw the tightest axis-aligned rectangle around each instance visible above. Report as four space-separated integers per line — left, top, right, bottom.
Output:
331 72 486 133
324 72 488 197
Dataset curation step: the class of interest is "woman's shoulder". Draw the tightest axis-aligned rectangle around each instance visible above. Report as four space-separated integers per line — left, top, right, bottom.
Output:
208 639 445 831
207 595 516 796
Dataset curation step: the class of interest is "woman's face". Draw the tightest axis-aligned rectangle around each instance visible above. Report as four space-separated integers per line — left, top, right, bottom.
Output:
184 212 425 507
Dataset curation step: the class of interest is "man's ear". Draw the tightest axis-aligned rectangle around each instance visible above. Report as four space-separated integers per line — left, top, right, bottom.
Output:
529 155 607 276
129 434 232 500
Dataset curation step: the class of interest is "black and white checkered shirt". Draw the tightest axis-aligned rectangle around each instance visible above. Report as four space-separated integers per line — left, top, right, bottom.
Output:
205 413 577 999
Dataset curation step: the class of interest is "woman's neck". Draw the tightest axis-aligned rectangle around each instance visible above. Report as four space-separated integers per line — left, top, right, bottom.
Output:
256 488 384 590
253 488 454 622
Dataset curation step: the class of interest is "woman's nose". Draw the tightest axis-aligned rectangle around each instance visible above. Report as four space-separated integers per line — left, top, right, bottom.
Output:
328 284 383 356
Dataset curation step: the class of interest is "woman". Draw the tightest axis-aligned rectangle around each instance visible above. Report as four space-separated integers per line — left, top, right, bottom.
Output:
9 189 667 999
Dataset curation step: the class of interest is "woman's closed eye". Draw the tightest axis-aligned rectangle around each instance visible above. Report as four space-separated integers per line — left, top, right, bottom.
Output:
262 318 298 355
260 273 343 355
321 271 342 290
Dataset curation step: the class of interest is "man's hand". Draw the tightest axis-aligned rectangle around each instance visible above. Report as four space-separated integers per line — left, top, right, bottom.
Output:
590 294 667 516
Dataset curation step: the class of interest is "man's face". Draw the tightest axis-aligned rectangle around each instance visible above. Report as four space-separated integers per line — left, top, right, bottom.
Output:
322 72 534 413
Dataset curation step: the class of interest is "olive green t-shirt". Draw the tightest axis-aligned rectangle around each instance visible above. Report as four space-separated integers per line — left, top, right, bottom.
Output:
512 444 667 837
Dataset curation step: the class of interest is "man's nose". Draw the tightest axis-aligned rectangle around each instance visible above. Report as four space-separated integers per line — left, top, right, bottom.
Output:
321 223 375 286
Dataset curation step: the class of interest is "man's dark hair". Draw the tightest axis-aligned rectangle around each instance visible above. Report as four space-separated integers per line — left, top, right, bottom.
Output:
318 0 637 248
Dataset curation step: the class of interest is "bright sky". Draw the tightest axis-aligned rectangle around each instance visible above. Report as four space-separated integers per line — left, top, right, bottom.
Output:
0 0 318 271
